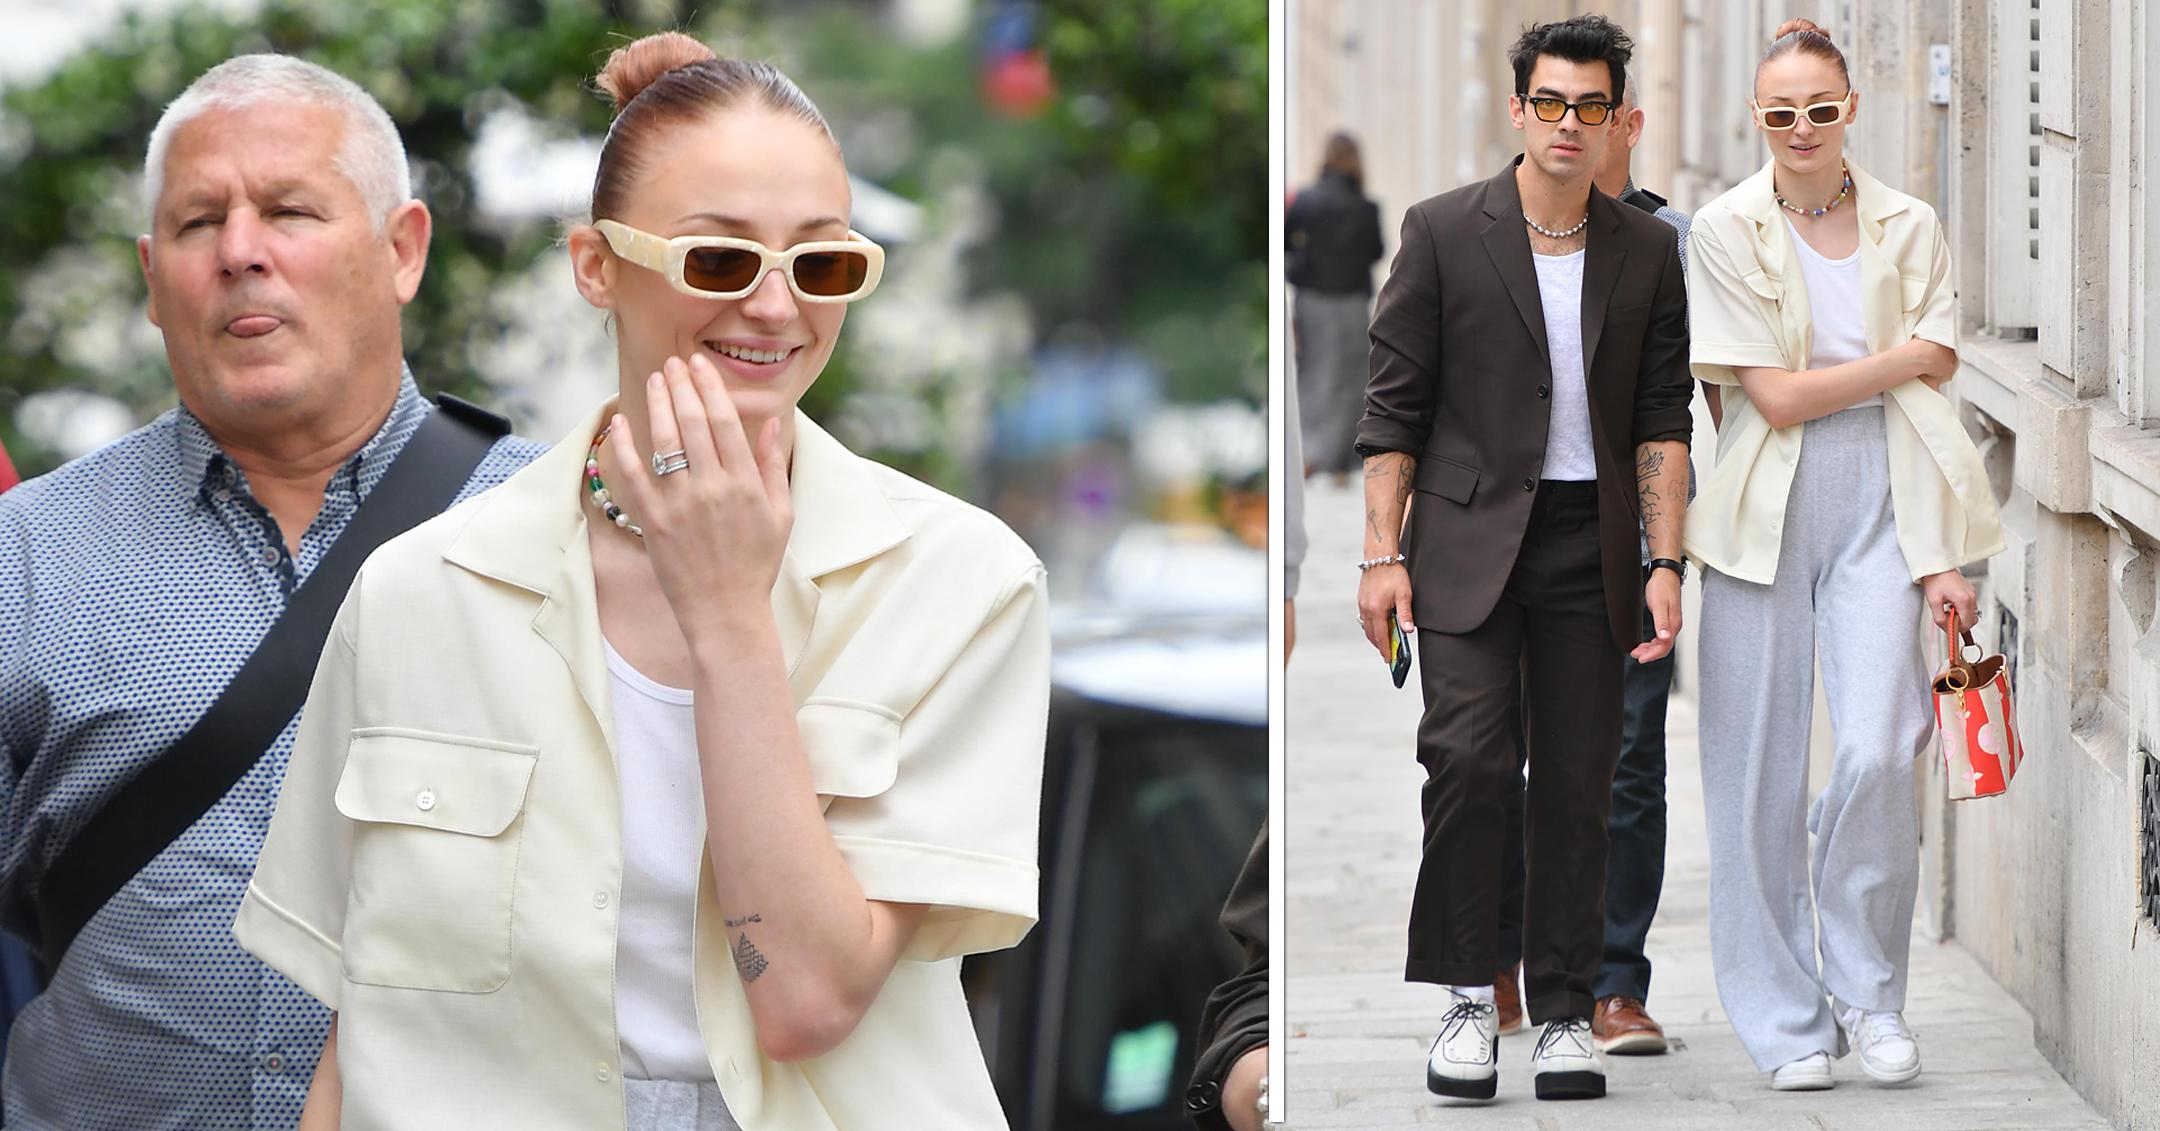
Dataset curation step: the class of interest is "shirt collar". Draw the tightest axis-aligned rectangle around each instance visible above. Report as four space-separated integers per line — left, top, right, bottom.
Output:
174 366 428 497
1729 157 1911 240
441 398 911 597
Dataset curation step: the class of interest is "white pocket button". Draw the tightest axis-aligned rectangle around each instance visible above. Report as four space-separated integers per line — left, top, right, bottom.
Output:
415 790 437 812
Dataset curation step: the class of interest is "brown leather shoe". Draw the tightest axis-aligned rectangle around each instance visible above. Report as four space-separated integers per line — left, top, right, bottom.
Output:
1593 996 1668 1055
1494 964 1525 1034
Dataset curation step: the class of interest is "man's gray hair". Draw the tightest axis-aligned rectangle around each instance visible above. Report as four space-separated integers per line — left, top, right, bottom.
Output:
143 54 412 230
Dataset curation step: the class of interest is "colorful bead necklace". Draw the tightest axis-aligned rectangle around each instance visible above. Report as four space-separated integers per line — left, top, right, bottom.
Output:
585 422 643 537
1774 162 1854 218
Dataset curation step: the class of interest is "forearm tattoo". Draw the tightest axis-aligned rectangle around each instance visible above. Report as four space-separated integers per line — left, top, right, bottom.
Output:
1636 448 1666 530
1363 454 1415 545
732 930 771 983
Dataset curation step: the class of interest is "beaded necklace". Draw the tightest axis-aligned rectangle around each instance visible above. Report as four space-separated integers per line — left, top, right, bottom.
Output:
584 422 644 538
1774 162 1854 218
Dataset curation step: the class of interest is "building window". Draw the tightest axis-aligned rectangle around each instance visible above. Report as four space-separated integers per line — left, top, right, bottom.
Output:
2143 746 2160 928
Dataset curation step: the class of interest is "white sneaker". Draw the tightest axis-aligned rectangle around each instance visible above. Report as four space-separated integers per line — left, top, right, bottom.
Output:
1770 1051 1834 1091
1425 996 1499 1100
1839 1007 1921 1084
1530 1017 1605 1100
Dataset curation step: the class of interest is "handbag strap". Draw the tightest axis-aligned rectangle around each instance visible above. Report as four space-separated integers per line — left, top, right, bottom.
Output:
31 396 509 980
1940 603 1985 690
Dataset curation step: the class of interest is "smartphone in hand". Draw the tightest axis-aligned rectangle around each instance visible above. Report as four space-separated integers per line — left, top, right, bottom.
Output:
1388 613 1412 688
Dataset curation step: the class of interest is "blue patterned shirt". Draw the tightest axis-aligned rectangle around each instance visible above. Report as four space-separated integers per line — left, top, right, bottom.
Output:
0 373 546 1130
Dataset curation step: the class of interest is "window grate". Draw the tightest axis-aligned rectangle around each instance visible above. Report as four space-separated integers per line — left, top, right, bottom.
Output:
2143 747 2160 929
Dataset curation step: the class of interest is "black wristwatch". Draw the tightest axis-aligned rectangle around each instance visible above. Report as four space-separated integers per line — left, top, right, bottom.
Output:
1647 557 1687 583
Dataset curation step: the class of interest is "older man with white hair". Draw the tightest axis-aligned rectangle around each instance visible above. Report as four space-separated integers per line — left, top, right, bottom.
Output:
0 54 542 1128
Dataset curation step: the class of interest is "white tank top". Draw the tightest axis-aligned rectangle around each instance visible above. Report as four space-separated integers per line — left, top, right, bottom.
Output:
1785 216 1879 408
602 637 715 1083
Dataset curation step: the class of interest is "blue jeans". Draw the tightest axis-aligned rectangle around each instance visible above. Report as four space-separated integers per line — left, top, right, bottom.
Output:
1497 606 1673 1002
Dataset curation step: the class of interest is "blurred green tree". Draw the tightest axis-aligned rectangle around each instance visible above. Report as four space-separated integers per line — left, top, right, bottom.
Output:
0 0 1263 480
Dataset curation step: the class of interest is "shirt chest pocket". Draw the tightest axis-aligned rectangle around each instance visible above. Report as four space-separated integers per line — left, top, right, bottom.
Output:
333 728 539 993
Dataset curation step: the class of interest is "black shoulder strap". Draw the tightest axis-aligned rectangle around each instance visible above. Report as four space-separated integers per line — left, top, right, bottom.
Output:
1620 186 1668 216
32 396 509 980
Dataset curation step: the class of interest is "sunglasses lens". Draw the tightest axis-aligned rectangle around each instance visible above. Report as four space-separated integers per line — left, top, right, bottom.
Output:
1808 102 1844 125
1762 108 1799 129
1577 103 1609 125
682 247 763 294
791 250 871 298
1529 98 1564 122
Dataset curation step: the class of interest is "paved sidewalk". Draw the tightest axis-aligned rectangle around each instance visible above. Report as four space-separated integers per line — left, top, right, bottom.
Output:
1283 477 2111 1130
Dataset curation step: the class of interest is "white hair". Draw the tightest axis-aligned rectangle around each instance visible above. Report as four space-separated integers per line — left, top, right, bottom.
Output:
143 54 412 231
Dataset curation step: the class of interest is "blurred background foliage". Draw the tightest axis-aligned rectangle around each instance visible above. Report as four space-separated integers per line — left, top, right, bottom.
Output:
0 0 1265 508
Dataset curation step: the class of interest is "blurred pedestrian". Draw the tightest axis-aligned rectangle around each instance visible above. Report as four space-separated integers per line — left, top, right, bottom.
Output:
0 440 17 492
0 54 542 1129
1687 18 1998 1093
1492 72 1694 1058
1287 131 1384 482
1355 14 1692 1103
237 33 1050 1131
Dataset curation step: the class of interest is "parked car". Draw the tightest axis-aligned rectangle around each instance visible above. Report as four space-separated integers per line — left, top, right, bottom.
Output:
967 598 1266 1131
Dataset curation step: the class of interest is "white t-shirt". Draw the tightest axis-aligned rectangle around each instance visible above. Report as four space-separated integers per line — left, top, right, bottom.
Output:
1786 216 1878 407
602 637 715 1084
1532 249 1597 481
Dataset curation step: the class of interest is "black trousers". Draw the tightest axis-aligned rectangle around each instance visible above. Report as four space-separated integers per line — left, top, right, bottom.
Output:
1497 605 1675 1002
1404 481 1625 1023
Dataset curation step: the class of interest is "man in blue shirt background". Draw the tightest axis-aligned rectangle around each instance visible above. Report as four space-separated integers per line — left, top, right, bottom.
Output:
0 54 543 1129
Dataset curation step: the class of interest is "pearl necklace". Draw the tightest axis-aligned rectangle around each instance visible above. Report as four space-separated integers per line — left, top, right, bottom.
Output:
584 422 644 538
1524 210 1590 239
1775 163 1854 218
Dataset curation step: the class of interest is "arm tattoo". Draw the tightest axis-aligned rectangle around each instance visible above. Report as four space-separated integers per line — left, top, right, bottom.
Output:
1364 454 1415 544
732 931 771 983
1636 448 1666 528
723 913 762 929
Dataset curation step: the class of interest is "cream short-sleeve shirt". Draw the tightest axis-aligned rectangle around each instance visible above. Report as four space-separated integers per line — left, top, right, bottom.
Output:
235 401 1050 1131
1682 159 2004 584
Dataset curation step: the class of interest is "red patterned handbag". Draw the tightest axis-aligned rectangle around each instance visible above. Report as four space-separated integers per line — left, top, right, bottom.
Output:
1931 604 2024 800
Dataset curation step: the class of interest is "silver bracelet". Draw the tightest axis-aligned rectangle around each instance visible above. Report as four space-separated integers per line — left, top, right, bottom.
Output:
1357 553 1406 572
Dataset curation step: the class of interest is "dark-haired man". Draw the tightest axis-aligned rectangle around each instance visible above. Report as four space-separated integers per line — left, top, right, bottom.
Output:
1492 73 1695 1059
1354 14 1691 1103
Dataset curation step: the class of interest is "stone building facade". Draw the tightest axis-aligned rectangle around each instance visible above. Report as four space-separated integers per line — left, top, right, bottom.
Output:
1289 1 2160 1123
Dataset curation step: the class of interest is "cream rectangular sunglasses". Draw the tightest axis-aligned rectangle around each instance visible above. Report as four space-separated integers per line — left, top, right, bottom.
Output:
593 219 886 303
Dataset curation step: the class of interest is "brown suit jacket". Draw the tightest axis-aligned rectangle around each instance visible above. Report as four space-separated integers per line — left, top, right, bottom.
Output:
1357 158 1693 654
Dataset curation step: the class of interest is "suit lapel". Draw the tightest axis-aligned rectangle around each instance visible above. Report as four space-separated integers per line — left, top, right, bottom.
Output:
1479 166 1550 366
1579 192 1627 376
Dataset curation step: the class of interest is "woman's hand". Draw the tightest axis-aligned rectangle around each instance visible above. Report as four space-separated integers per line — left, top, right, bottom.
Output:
1922 568 1978 631
1905 337 1958 390
607 354 794 643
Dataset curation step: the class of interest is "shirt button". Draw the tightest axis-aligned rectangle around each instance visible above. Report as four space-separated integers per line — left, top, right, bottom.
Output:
258 545 280 566
593 890 610 909
1522 478 1536 492
596 1063 613 1084
212 488 232 504
415 790 437 812
262 1053 285 1073
1537 384 1550 398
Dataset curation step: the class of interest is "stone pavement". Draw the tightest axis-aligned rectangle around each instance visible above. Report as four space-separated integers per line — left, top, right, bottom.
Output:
1282 477 2113 1130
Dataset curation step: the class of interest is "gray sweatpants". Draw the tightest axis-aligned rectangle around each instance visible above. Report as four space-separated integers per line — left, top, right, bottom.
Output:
624 1078 743 1131
1698 406 1935 1073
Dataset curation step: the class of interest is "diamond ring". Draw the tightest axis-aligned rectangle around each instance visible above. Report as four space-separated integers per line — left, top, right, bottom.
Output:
651 449 690 477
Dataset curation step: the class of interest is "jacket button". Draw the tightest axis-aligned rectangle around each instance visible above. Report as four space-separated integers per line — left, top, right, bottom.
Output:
1185 1080 1221 1111
1522 478 1536 492
1537 384 1550 398
414 790 436 812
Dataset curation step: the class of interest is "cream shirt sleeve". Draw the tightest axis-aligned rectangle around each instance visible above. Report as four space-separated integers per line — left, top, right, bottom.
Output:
1908 217 1958 353
232 583 362 1010
1685 217 1788 384
826 562 1050 963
